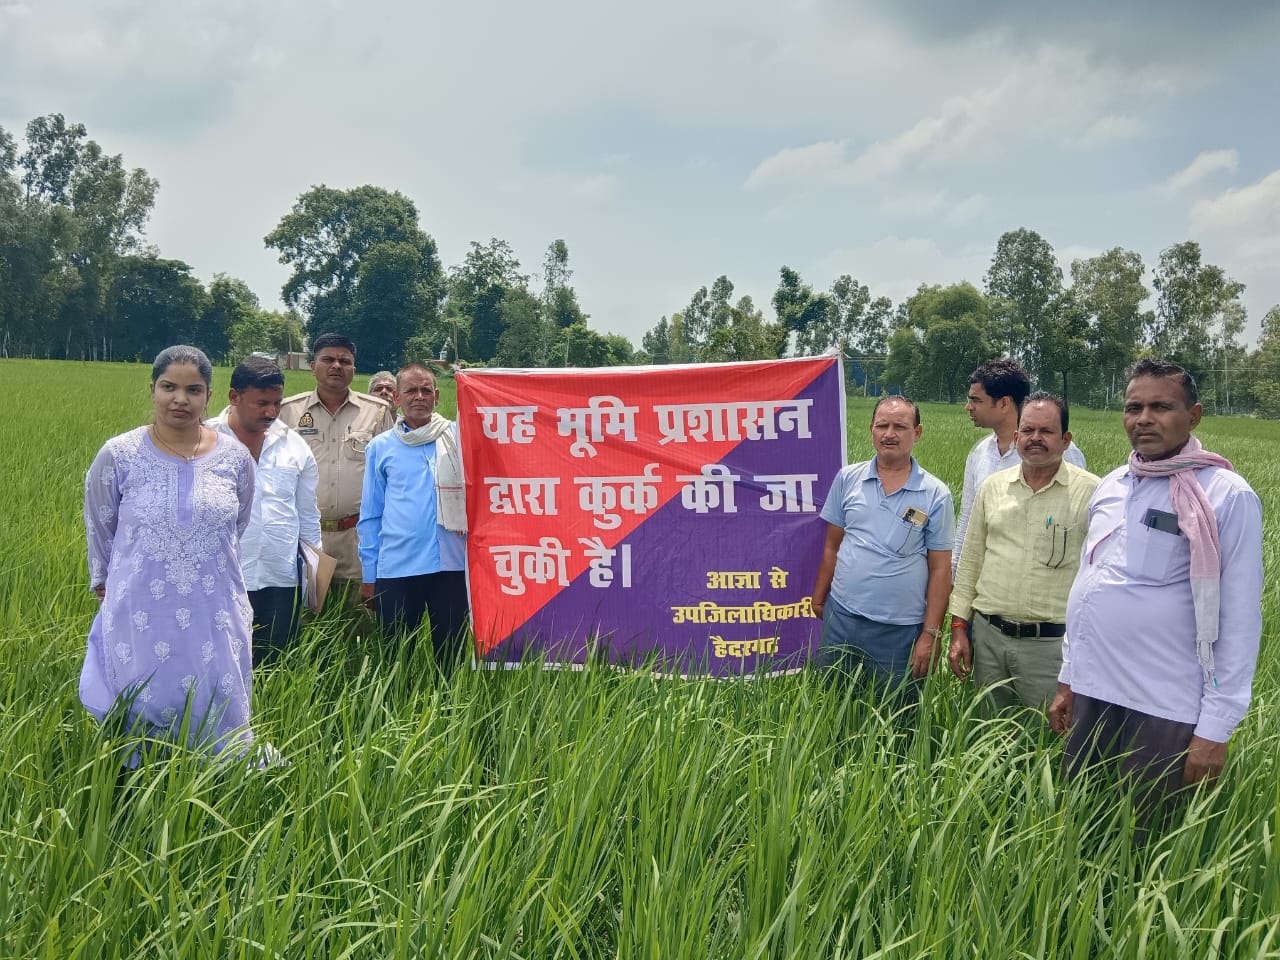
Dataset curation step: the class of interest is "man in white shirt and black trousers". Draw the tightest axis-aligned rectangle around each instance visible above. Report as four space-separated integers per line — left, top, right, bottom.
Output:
212 357 322 665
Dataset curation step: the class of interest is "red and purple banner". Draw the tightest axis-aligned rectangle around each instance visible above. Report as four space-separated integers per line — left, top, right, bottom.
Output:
456 356 847 675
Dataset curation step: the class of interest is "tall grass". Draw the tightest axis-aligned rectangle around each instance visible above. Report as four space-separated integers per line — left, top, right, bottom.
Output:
1 358 1278 958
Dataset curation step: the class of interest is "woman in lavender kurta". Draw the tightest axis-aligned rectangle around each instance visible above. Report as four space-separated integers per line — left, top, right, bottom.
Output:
81 345 259 757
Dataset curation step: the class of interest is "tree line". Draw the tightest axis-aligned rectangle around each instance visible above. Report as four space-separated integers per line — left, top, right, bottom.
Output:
4 114 1279 415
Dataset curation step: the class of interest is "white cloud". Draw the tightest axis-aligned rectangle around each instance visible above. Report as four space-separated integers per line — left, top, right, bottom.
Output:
1189 168 1280 230
745 140 850 191
744 92 989 190
1164 149 1239 192
878 190 986 225
568 173 619 200
946 194 988 226
846 91 993 181
879 190 947 217
3 0 1276 348
812 235 991 305
1078 114 1144 144
745 45 1173 192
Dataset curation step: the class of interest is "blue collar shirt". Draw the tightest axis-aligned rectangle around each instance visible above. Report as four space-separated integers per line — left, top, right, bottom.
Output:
819 456 955 625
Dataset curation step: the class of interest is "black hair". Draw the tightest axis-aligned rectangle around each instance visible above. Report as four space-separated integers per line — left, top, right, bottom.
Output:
1128 358 1198 407
968 358 1031 408
230 356 285 392
152 345 212 389
1023 390 1069 432
871 394 921 427
310 332 357 357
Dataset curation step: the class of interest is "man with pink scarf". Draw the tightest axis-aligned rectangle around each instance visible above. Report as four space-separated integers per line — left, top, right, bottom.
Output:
1049 359 1263 831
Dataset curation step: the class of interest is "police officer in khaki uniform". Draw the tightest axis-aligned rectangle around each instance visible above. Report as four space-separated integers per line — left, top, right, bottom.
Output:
279 332 395 587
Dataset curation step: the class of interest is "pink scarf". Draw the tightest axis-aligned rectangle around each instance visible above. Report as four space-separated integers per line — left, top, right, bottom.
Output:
1127 435 1233 684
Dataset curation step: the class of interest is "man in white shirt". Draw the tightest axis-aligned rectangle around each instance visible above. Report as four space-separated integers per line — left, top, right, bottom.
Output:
1049 359 1263 834
211 357 322 665
954 358 1087 578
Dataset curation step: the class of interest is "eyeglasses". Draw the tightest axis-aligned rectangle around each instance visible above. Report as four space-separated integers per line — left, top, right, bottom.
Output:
1042 524 1071 568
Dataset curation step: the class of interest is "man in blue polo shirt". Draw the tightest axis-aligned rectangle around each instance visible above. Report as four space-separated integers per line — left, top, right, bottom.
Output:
358 364 469 666
812 395 954 688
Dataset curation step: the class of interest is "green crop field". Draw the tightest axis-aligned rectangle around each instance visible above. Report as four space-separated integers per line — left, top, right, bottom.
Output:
1 357 1278 958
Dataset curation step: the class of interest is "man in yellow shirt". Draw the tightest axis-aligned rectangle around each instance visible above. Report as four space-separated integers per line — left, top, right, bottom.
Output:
947 392 1099 709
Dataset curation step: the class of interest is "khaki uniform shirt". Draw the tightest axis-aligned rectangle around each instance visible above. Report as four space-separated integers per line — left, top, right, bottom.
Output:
279 389 394 580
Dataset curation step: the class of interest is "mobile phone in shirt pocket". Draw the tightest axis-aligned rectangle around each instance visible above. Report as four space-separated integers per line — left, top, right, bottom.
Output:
1127 517 1188 582
889 510 926 556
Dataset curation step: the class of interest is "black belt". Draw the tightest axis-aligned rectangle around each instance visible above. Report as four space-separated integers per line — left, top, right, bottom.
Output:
977 611 1065 639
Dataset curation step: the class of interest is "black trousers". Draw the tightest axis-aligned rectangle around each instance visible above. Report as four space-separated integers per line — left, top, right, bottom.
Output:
248 586 300 667
1063 693 1198 837
373 571 470 667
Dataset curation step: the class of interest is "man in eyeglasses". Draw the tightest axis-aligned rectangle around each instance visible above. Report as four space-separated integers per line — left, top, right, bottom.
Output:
279 332 394 588
947 392 1098 710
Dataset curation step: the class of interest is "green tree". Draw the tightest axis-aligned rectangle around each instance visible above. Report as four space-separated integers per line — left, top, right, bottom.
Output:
707 275 735 339
1070 248 1150 407
201 275 259 363
355 240 439 370
445 238 528 362
682 285 712 351
542 239 587 331
884 283 993 403
494 287 549 367
557 321 609 367
0 198 79 357
265 184 441 367
1035 290 1092 407
641 315 671 364
793 274 893 391
702 295 786 362
1149 241 1246 398
106 256 209 360
984 228 1062 367
2 115 158 359
603 333 636 366
228 307 305 363
667 312 691 364
1248 305 1280 418
773 266 832 354
18 114 87 203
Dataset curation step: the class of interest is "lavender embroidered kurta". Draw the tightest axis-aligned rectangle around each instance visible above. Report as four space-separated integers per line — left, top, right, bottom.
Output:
81 427 257 753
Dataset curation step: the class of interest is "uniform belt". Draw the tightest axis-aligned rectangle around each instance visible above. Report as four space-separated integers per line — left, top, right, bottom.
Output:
977 611 1066 639
320 514 360 532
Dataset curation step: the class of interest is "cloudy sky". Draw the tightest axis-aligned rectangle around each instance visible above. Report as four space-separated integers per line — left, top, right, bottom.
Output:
3 0 1278 348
